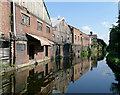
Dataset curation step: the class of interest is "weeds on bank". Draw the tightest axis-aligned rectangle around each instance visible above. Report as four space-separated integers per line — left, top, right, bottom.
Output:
107 52 120 66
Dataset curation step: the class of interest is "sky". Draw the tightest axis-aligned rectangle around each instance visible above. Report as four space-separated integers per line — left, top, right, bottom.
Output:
45 2 118 44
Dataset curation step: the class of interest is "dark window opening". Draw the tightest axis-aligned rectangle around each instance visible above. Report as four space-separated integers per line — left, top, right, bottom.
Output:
38 45 44 52
45 46 48 56
29 44 34 60
45 63 48 76
37 22 42 31
46 26 50 33
75 35 77 40
21 13 30 25
68 37 69 40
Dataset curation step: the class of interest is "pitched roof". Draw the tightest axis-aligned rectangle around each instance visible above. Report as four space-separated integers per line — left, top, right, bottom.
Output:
51 16 65 27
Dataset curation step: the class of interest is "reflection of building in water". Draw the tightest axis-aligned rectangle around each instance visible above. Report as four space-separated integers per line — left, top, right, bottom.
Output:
52 68 72 94
1 59 73 94
2 69 29 94
1 60 54 94
90 55 98 71
71 57 90 82
1 56 97 94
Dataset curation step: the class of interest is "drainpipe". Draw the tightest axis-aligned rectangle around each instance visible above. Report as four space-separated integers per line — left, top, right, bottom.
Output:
10 0 16 66
13 0 16 65
13 0 16 36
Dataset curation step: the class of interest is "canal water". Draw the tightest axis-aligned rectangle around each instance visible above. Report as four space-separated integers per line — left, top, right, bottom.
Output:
0 53 120 94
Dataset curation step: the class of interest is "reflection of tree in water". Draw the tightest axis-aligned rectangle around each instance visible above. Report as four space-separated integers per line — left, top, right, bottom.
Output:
90 51 106 71
97 51 107 61
107 61 120 94
91 56 97 68
110 71 120 94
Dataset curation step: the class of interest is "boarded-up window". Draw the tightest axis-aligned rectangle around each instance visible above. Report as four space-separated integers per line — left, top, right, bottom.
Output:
37 22 42 31
16 43 26 51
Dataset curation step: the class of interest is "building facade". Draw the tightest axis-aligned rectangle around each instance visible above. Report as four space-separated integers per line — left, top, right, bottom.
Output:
0 1 55 68
51 17 72 57
89 32 97 51
69 25 90 57
0 1 11 67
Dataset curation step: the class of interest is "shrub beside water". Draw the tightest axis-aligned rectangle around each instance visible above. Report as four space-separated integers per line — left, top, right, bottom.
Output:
107 52 120 66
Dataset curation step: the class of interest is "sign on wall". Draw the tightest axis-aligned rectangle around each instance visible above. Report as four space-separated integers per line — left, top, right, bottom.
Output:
16 43 26 51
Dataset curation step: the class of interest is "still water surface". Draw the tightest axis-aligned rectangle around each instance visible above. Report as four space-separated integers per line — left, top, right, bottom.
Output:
0 54 120 94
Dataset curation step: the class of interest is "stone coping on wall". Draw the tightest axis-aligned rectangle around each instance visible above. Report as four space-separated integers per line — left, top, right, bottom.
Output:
1 57 51 75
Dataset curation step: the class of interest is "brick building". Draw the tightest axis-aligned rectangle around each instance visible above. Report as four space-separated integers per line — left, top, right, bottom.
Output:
89 32 97 51
82 33 90 50
0 1 11 67
71 57 90 82
69 25 90 57
51 17 72 57
0 1 55 67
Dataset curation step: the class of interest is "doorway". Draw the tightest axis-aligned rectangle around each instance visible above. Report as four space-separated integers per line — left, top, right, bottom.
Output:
45 63 48 76
45 46 48 57
29 44 34 60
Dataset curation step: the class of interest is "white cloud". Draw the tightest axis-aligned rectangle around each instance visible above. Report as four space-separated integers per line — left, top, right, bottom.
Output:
113 22 118 26
81 25 109 44
81 26 92 32
98 34 109 44
101 21 110 28
81 26 98 35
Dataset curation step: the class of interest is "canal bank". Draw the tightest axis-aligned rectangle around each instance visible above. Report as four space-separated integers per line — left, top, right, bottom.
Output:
1 57 52 75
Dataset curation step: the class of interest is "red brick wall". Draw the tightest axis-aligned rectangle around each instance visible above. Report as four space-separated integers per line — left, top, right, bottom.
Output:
0 2 11 39
15 5 53 40
82 33 90 47
15 5 54 65
73 28 82 45
15 41 28 65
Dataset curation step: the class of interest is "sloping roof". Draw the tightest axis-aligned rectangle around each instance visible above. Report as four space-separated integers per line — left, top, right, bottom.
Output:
26 33 54 46
43 0 51 20
51 17 65 27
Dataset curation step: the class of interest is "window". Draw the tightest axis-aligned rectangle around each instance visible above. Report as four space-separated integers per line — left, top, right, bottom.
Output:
78 68 80 72
37 22 42 31
21 13 30 25
68 37 69 40
53 34 55 41
75 69 77 75
53 34 55 38
52 27 57 31
46 26 50 33
61 36 63 42
78 36 79 41
75 35 77 40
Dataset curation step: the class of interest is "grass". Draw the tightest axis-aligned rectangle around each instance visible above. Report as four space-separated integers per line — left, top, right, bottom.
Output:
107 52 120 66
